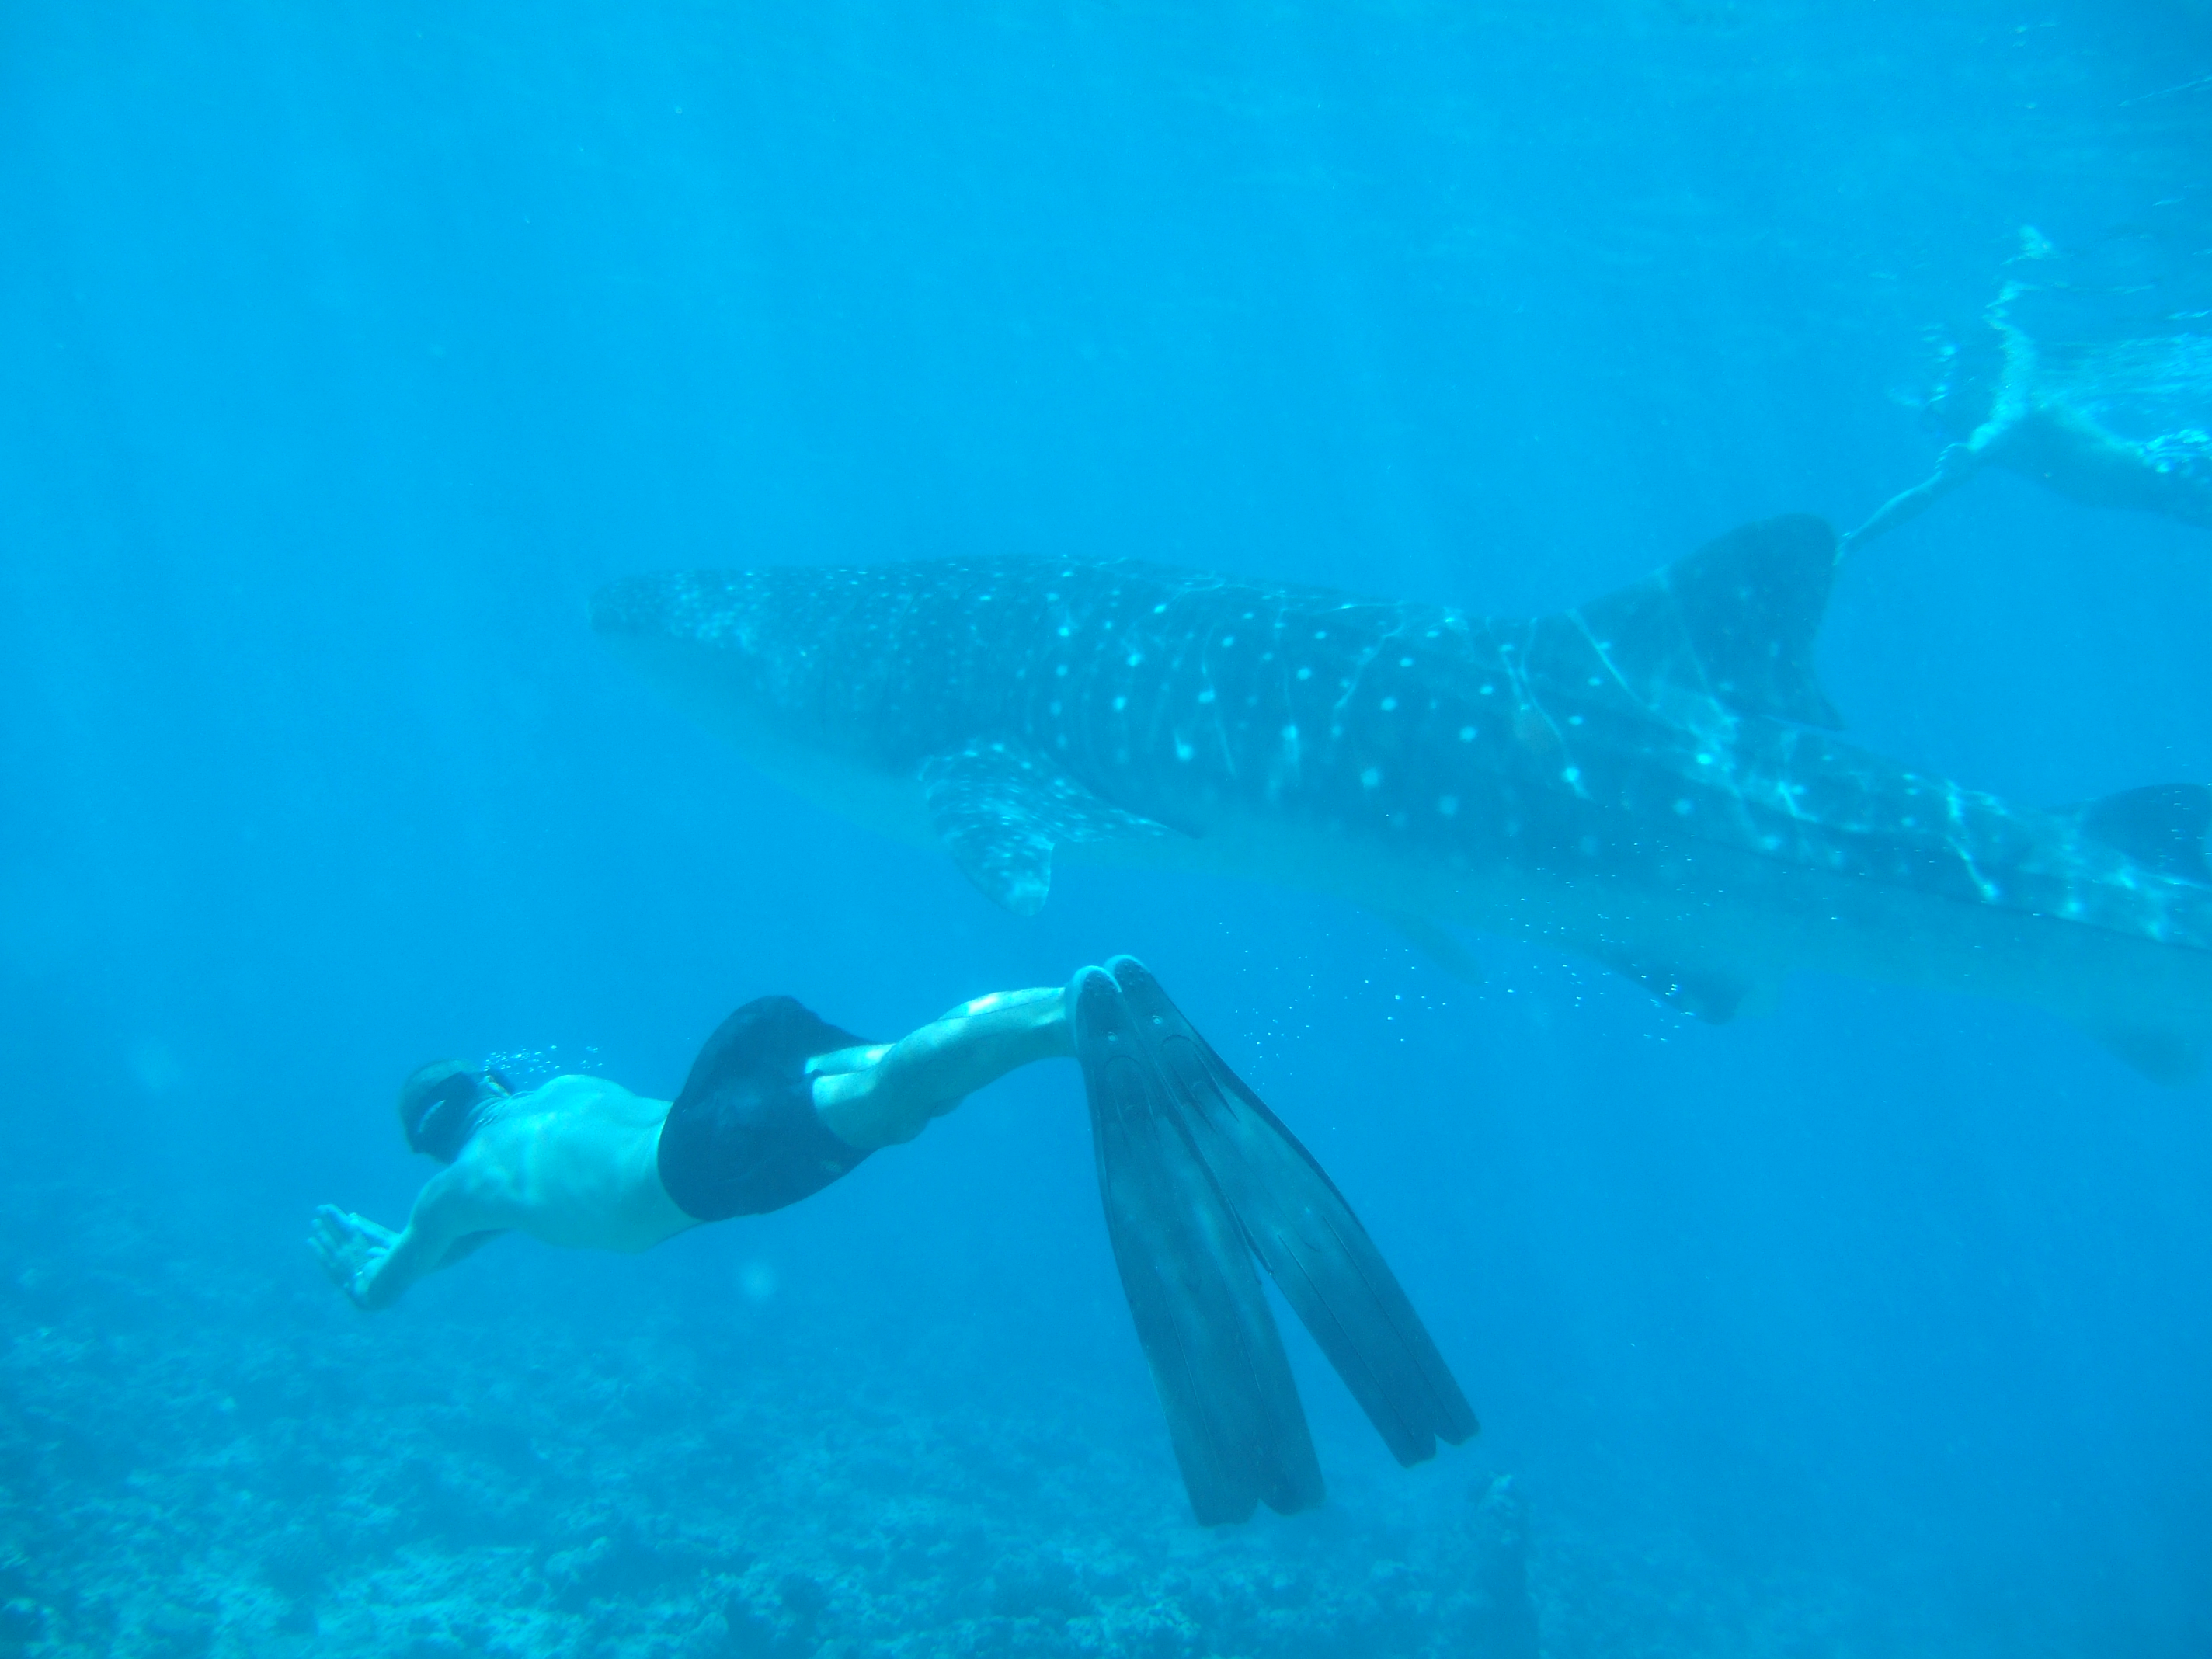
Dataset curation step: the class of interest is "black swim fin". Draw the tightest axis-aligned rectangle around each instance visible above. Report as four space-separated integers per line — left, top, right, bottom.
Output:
1103 957 1480 1466
1072 958 1478 1525
1071 965 1324 1524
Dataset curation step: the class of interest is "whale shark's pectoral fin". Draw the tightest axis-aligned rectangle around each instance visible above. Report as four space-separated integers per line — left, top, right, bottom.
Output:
1597 950 1773 1023
1378 913 1483 984
919 740 1176 916
1574 515 1845 729
2082 1022 2207 1087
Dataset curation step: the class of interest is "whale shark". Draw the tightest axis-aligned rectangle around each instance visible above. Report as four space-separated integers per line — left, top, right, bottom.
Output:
592 516 2212 1082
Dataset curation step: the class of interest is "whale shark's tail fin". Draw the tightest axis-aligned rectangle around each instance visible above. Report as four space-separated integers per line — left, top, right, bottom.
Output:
1071 959 1476 1523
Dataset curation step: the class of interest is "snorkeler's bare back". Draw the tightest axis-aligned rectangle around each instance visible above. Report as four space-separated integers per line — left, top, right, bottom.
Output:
459 1076 697 1253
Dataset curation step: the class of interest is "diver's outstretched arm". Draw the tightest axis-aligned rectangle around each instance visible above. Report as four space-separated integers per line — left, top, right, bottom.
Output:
310 1173 509 1310
1839 441 1984 557
809 986 1073 1149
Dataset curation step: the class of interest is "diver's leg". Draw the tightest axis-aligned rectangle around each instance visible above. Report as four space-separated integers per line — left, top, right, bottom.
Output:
808 986 1072 1149
1838 440 1984 556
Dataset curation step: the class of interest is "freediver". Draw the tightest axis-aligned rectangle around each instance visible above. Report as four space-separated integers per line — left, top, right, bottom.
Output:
1842 259 2212 557
311 958 1476 1524
311 985 1069 1310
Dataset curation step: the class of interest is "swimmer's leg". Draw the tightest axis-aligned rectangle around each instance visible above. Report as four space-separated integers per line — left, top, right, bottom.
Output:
808 986 1071 1149
1839 440 1985 558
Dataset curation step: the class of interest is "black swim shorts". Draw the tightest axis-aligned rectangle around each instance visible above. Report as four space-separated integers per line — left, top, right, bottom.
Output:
656 996 875 1222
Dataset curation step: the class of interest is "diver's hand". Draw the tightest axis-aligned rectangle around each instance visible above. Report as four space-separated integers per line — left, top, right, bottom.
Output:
311 1205 402 1310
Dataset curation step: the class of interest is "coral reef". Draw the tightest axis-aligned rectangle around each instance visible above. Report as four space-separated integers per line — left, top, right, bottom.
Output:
0 1182 1548 1659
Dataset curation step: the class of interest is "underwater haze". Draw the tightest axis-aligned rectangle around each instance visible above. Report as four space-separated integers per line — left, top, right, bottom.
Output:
5 2 2212 1654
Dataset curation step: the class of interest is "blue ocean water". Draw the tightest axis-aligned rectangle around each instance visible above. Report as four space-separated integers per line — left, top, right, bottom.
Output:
4 2 2211 1654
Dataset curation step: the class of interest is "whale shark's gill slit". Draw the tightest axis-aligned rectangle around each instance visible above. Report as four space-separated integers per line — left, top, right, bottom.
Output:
1271 722 1303 802
1186 604 1227 778
1942 781 2004 903
1330 633 1387 723
1570 610 1654 717
1497 627 1565 761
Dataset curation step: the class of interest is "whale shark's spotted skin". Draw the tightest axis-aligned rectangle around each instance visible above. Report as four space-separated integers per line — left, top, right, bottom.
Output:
594 517 2212 1079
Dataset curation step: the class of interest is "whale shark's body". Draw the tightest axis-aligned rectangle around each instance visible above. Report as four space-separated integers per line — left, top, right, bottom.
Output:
593 516 2212 1081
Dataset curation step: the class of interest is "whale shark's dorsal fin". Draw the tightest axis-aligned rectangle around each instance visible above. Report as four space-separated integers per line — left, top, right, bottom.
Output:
1574 515 1845 729
919 739 1176 914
